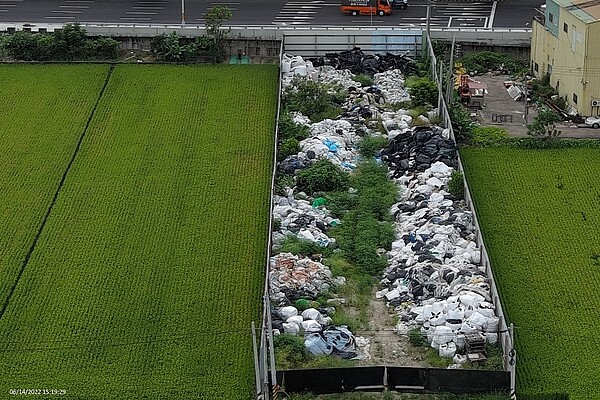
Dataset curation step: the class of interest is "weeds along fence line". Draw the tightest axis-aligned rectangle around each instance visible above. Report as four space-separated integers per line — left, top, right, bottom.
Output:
255 39 285 400
425 32 517 396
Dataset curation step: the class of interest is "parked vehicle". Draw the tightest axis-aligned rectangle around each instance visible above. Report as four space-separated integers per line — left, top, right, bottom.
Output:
585 116 600 128
341 0 392 16
391 0 408 10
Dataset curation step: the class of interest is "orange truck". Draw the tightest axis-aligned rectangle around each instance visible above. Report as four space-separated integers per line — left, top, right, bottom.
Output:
340 0 392 16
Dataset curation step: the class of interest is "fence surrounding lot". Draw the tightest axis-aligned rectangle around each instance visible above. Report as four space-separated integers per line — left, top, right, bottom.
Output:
425 31 517 399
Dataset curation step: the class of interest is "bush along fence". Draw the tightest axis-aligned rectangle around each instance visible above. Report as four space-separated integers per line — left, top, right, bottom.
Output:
425 32 518 399
257 45 513 398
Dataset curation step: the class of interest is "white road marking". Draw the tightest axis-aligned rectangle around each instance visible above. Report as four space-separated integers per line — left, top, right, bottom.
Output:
59 5 89 8
132 6 164 9
488 1 497 28
45 16 76 18
52 10 82 13
126 11 157 14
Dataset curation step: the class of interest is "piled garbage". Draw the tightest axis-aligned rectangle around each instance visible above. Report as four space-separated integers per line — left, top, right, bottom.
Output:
270 253 367 358
272 193 339 248
281 53 411 105
377 127 499 360
308 48 418 77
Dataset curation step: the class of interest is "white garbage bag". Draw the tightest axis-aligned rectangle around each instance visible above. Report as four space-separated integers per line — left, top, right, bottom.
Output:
438 342 457 358
279 306 298 320
283 322 300 335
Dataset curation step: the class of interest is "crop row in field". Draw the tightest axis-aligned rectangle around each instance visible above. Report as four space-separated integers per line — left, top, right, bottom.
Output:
0 65 278 399
460 147 600 400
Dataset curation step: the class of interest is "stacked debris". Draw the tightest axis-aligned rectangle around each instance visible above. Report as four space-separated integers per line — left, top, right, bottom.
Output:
381 126 458 177
272 193 340 247
269 253 346 306
378 127 498 359
308 49 417 77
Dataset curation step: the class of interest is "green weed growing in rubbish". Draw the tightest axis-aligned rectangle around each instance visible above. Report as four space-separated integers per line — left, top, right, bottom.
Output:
282 76 345 122
408 328 428 347
273 333 310 370
352 74 374 87
358 135 388 158
274 236 332 258
406 77 438 108
296 159 349 194
278 111 310 141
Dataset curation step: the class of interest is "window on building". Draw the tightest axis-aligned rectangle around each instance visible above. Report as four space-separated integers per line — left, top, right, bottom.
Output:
549 13 553 23
564 23 568 33
573 93 578 104
534 62 539 72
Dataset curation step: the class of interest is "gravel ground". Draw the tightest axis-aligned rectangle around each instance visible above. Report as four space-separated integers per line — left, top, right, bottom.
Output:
474 74 600 139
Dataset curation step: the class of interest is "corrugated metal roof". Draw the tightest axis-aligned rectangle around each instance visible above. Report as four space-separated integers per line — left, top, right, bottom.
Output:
552 0 600 23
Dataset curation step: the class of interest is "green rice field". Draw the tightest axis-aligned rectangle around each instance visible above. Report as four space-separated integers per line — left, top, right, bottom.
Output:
461 147 600 400
0 64 277 399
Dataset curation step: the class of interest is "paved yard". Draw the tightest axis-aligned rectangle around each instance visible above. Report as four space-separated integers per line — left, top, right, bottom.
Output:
474 74 600 139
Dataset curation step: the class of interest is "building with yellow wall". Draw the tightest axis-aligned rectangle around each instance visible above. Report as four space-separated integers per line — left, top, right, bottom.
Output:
531 0 600 116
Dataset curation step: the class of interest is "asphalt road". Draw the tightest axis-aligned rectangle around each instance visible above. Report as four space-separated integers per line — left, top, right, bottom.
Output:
0 0 542 28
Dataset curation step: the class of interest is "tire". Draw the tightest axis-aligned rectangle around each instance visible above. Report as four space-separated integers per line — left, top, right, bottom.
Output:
399 4 407 10
378 10 384 16
593 123 599 129
351 10 358 16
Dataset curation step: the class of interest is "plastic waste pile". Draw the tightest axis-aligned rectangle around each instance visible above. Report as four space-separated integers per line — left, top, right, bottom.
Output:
377 128 499 360
269 252 345 306
272 304 363 359
270 253 367 359
308 48 418 77
381 126 457 177
297 119 361 171
272 193 339 248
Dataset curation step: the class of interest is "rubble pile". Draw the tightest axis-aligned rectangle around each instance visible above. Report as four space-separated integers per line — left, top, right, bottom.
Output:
381 126 457 176
378 128 498 359
269 253 345 306
270 253 368 359
308 49 418 77
271 193 339 247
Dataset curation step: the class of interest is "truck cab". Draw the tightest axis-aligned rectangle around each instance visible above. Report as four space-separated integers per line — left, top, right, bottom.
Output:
341 0 392 16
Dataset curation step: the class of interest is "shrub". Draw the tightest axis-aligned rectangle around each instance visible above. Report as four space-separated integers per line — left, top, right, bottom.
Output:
282 76 345 122
277 138 300 161
527 108 563 138
406 77 438 108
296 159 349 194
448 101 474 143
448 170 464 200
358 135 388 158
278 112 310 141
274 334 310 369
461 51 526 74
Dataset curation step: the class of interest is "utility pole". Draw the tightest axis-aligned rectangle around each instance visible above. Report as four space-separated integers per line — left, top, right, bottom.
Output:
181 0 185 24
446 34 456 105
426 0 431 38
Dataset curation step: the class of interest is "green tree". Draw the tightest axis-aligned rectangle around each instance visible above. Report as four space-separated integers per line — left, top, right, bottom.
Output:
527 108 563 138
204 5 232 62
52 23 88 60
